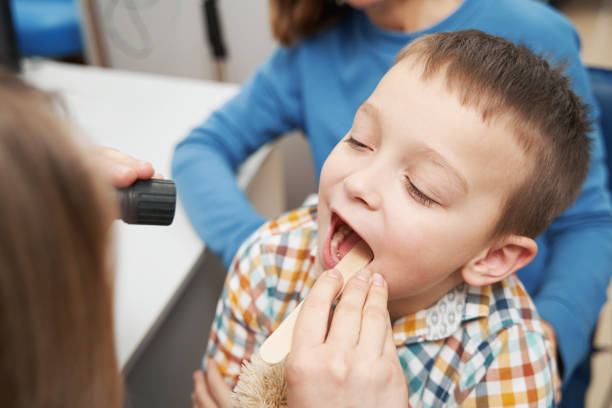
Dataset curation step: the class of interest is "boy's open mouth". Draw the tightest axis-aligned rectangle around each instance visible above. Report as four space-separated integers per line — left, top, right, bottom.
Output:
323 213 368 269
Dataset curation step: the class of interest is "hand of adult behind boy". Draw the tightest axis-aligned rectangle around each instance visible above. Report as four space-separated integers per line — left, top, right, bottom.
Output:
191 360 232 408
541 319 562 405
286 268 408 408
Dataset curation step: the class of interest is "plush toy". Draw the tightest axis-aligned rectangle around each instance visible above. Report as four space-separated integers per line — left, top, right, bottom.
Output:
232 353 288 408
231 242 373 408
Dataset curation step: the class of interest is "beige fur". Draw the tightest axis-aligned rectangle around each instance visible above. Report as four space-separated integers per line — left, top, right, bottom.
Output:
232 353 287 408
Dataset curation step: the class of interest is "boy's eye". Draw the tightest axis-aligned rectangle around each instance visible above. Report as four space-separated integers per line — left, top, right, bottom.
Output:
405 177 437 207
344 136 371 150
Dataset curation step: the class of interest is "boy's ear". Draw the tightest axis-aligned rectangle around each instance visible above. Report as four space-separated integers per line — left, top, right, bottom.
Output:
461 235 538 287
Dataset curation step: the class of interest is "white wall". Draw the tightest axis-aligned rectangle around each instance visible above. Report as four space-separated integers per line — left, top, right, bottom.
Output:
84 0 317 208
87 0 277 83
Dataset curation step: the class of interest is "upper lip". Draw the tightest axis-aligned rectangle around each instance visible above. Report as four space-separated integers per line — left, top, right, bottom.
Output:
332 209 370 251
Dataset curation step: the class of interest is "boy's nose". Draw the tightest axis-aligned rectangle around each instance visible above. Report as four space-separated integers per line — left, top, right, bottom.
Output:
342 168 382 210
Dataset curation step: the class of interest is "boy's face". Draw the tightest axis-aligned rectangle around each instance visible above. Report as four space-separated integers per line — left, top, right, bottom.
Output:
316 60 529 314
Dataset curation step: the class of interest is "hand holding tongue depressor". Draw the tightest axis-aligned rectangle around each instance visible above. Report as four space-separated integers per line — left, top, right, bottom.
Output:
259 239 373 364
232 240 374 407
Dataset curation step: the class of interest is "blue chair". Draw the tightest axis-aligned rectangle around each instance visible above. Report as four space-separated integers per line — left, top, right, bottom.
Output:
588 65 612 408
589 67 612 191
10 0 83 58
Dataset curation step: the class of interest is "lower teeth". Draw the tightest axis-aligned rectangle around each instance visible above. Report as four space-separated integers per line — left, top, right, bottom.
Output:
331 223 352 263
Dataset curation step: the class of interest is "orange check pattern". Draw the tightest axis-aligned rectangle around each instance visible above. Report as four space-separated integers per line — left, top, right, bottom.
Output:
205 205 555 407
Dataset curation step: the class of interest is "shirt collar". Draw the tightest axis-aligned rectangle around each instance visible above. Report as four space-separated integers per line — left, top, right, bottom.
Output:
392 283 492 346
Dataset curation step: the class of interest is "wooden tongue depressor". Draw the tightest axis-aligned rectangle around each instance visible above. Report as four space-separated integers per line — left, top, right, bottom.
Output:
258 240 373 365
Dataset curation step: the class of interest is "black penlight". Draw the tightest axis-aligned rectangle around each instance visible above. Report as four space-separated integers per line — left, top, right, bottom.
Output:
117 179 176 226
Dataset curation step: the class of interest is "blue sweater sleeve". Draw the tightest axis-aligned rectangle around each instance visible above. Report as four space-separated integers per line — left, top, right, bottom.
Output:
536 123 612 383
530 26 612 382
172 48 303 267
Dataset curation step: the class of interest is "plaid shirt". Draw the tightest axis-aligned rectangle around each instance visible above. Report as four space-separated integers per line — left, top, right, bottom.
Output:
206 205 555 407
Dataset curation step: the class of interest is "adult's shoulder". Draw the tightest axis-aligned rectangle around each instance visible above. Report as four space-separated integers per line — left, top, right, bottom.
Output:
480 0 580 55
295 9 361 52
262 16 350 77
498 0 574 28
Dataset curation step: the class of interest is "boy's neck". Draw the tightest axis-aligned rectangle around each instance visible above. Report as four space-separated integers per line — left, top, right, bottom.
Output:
388 269 464 321
364 0 465 33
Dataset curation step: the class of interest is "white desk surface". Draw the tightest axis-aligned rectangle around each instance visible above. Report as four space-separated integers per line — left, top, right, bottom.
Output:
23 60 269 369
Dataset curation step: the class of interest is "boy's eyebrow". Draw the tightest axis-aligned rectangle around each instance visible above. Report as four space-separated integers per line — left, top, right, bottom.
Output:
356 102 382 129
358 102 468 195
419 147 469 195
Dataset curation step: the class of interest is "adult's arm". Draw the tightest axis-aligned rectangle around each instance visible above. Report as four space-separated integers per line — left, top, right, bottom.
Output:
172 48 303 267
532 27 612 382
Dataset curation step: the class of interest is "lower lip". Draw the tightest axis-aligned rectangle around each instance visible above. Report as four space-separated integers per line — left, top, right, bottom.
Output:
322 213 363 270
322 215 340 269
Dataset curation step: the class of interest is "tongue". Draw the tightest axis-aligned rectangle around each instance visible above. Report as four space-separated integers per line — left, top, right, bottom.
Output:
337 229 362 261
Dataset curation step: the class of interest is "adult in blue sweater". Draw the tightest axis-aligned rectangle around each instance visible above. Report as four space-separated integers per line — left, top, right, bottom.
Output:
173 1 612 406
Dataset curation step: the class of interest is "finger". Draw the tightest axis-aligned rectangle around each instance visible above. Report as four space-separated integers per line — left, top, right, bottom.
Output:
383 320 396 357
375 280 397 358
97 147 155 184
99 146 140 169
192 369 217 408
93 147 137 187
292 269 343 351
326 268 372 346
357 273 391 355
554 371 562 405
540 320 561 404
206 359 233 408
109 163 138 187
133 160 155 179
191 391 204 408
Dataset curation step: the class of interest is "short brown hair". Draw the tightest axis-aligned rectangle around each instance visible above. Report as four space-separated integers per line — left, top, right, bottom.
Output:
394 30 591 239
269 0 348 46
0 72 123 407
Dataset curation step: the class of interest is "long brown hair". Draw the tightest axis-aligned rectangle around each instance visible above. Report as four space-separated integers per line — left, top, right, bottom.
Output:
0 72 123 407
269 0 349 46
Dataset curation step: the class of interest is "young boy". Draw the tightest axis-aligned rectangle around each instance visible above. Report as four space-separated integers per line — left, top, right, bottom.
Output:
204 30 590 406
